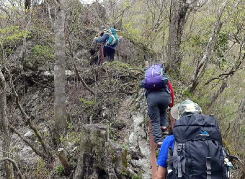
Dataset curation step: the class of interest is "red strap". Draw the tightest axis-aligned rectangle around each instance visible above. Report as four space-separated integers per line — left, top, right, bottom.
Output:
168 81 175 107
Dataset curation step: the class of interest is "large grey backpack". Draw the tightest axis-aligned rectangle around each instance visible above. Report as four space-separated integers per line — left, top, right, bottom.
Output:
167 114 229 179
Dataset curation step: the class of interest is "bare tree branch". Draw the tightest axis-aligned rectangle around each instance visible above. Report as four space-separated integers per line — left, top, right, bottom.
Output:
206 79 228 108
0 158 24 179
204 69 237 85
205 47 245 107
5 67 53 160
9 125 48 160
189 0 228 92
74 63 95 96
205 41 245 85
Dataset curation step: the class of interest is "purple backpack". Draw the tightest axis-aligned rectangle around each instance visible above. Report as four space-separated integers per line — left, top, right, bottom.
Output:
143 64 169 90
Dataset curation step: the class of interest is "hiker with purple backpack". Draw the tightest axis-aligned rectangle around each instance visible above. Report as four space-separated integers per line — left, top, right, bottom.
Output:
141 64 175 146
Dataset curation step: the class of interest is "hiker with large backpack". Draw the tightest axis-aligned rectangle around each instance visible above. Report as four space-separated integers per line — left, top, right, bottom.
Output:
93 27 119 62
141 64 175 146
156 99 232 179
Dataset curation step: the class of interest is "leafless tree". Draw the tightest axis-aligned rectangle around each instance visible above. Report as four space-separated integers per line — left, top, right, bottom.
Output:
0 68 14 179
143 0 169 49
53 0 67 145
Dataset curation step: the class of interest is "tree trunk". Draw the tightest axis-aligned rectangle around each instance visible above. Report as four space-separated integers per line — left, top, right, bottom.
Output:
54 0 67 145
166 0 189 76
0 69 14 179
74 124 120 179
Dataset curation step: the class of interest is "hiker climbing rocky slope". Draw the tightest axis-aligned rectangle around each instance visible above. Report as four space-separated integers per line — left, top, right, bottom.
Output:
0 0 244 179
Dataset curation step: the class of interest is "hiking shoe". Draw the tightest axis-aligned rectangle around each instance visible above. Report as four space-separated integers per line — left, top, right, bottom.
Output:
161 126 167 131
157 142 163 148
161 126 169 135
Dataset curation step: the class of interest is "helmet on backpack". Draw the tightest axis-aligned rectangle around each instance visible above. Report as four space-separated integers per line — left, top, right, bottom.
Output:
178 99 202 118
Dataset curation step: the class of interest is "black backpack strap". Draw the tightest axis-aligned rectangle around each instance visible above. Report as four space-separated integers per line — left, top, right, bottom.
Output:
206 157 212 179
172 143 186 178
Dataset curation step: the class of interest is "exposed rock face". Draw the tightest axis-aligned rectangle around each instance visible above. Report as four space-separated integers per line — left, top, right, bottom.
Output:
129 113 151 179
74 91 152 179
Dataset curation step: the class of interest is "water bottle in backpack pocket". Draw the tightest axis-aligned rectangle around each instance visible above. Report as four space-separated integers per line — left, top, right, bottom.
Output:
143 64 169 90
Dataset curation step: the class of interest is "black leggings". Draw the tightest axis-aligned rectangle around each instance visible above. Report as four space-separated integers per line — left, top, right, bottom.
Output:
104 46 115 61
147 91 171 143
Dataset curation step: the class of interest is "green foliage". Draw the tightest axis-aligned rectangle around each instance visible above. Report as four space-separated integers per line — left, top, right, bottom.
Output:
80 98 96 107
188 34 208 47
122 0 131 9
22 44 54 70
121 149 128 168
214 32 229 69
33 159 50 178
106 61 143 72
0 15 8 19
132 175 142 179
60 131 81 144
56 165 65 175
123 22 143 42
120 169 142 179
182 89 193 98
0 26 30 44
32 45 54 60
